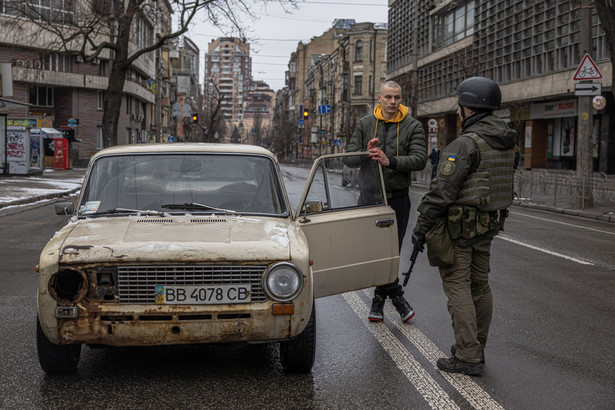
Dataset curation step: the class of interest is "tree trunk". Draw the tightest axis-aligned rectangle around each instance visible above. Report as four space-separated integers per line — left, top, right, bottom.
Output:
101 11 134 147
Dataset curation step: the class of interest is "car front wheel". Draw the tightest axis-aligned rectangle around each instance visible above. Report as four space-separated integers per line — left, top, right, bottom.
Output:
36 315 81 374
279 303 316 373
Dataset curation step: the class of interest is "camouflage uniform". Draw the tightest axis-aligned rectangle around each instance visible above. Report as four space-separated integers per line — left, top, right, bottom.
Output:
415 113 517 364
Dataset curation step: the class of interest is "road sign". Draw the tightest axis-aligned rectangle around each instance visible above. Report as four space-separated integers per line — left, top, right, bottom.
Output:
318 104 331 114
573 54 602 80
574 82 602 96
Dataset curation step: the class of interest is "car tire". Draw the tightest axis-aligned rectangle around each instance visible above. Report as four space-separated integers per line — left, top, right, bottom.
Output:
279 303 316 373
36 315 81 374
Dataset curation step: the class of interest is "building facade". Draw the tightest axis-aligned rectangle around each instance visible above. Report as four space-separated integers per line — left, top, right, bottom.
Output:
387 0 614 173
204 37 252 130
0 0 172 171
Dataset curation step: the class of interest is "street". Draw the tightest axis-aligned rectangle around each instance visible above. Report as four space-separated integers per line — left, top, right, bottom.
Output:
0 165 613 409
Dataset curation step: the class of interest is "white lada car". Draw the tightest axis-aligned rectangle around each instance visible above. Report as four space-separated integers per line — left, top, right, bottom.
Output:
36 144 399 374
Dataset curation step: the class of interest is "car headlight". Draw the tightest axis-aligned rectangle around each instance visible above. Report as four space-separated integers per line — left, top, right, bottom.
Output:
263 262 303 302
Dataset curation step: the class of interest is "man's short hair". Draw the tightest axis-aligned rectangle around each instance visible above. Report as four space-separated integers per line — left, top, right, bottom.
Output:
379 81 402 94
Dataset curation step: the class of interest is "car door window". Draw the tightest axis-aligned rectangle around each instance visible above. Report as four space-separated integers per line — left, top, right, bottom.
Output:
299 153 385 216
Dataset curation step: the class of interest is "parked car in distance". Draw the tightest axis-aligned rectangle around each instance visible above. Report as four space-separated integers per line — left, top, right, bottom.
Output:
342 164 359 188
36 144 399 374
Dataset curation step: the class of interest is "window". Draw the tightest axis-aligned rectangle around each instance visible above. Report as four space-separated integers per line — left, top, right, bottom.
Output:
96 126 104 150
97 91 105 110
353 75 362 95
2 0 73 23
355 40 363 61
433 1 475 49
29 86 54 107
46 53 71 73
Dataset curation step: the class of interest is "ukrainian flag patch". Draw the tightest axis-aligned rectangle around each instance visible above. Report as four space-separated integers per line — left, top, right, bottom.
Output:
447 155 456 161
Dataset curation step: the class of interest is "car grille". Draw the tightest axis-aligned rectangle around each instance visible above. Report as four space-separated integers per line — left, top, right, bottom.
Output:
117 265 268 304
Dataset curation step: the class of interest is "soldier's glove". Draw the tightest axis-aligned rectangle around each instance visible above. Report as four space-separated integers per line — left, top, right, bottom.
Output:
411 231 426 252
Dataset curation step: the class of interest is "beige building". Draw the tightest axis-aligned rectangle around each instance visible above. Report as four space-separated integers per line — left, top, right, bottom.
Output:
285 21 388 158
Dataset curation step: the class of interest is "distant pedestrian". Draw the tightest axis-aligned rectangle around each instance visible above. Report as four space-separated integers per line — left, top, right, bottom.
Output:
412 77 518 375
429 148 439 179
346 80 427 323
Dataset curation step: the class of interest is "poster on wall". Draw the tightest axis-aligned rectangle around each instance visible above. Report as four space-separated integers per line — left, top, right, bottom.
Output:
561 119 575 156
524 125 532 148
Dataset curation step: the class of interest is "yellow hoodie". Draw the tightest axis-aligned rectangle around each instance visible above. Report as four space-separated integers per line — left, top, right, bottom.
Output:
374 103 409 123
373 104 409 155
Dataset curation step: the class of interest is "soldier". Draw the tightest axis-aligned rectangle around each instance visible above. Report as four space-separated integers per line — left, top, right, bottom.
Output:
347 80 427 323
412 77 518 375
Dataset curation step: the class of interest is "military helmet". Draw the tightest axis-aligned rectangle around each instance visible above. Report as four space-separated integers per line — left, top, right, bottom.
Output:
456 77 501 110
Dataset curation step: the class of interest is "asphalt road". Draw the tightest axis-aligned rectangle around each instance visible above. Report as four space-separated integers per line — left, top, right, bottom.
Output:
1 166 613 409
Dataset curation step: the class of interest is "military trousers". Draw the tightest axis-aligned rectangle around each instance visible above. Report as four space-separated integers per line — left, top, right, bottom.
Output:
438 237 493 363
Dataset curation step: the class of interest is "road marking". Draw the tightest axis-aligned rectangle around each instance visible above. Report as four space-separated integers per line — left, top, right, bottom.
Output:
344 291 460 410
510 210 615 235
357 290 505 410
497 234 594 265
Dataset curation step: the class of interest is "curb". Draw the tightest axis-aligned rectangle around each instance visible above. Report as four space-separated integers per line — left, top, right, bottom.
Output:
0 187 81 209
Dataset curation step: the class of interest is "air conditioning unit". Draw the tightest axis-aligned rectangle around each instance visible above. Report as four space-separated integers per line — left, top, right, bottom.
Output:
92 58 100 65
76 55 84 63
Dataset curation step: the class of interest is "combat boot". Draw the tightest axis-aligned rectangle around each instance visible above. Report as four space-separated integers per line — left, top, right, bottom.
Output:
451 344 485 364
436 356 483 376
368 295 385 322
391 295 415 323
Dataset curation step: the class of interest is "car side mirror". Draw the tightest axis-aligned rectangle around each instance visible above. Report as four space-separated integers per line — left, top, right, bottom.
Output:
299 200 323 223
55 202 74 216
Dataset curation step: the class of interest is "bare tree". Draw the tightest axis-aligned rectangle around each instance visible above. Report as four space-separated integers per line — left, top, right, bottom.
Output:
4 0 295 147
203 78 226 142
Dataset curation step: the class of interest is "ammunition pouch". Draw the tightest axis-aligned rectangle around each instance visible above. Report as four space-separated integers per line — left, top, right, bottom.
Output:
447 205 499 240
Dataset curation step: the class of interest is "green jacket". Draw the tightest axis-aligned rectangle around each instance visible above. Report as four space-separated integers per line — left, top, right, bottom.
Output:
347 104 427 193
415 113 517 239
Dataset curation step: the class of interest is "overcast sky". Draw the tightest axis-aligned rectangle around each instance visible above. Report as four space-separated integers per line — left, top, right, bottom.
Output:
188 0 388 92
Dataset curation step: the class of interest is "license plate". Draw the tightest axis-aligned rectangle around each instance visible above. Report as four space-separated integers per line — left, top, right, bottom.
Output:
155 285 251 305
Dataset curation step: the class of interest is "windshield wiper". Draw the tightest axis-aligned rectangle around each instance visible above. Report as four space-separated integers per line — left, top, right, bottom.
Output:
96 208 165 216
161 202 240 215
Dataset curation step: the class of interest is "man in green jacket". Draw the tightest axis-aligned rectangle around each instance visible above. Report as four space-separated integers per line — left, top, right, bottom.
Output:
348 80 427 323
412 76 517 375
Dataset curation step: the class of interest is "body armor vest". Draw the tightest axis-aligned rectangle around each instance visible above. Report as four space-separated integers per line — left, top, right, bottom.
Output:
454 133 515 212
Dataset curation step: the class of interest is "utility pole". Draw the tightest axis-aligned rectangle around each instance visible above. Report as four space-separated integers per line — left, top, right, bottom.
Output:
576 0 594 208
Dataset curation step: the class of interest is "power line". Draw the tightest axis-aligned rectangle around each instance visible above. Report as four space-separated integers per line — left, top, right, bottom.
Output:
300 1 384 5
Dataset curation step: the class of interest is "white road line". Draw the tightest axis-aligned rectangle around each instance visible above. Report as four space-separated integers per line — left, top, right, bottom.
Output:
497 234 594 265
510 210 615 235
344 292 460 410
359 290 505 410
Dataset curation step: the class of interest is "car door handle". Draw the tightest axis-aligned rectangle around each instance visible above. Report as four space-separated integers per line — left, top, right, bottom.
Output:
376 218 394 228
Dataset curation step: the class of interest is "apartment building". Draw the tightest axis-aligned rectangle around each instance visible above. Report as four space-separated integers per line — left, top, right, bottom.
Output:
0 0 172 171
204 37 252 130
387 0 614 173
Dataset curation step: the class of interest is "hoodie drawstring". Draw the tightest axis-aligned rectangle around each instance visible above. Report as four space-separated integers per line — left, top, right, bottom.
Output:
373 120 400 156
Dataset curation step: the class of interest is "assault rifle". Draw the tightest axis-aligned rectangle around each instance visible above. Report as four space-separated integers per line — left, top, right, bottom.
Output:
402 242 424 287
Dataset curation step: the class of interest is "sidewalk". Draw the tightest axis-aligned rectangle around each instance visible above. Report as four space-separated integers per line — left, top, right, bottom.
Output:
1 167 614 223
0 168 85 210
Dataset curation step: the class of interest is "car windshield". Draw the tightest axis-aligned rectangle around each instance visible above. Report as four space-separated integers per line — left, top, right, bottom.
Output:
78 153 288 217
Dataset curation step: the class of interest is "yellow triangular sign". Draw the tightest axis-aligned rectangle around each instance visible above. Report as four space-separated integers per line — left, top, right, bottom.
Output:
573 54 602 80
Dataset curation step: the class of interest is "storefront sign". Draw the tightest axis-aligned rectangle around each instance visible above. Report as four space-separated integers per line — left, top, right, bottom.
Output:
530 100 576 119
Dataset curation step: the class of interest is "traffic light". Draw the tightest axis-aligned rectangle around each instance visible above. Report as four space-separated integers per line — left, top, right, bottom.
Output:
192 113 198 123
303 110 309 120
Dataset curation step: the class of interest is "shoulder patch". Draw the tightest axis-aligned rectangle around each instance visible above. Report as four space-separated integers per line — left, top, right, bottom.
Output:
440 160 456 176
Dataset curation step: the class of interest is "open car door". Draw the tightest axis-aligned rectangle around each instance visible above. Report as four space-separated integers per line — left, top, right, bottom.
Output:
294 153 399 298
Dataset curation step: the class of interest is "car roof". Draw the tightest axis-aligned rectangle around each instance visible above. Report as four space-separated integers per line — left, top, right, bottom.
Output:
90 143 276 161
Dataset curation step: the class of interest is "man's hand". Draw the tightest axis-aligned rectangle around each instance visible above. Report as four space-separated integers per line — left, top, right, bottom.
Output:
367 138 390 166
411 231 426 252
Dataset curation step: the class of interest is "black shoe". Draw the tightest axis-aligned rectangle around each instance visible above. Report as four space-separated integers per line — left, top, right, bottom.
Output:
368 295 385 322
437 356 483 376
391 295 415 323
451 344 485 364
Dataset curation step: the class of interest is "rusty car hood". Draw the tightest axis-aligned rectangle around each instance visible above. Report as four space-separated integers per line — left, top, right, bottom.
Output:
57 215 292 264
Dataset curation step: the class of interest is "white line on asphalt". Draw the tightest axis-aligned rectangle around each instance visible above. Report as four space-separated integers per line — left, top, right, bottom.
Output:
344 291 460 410
497 234 594 265
359 290 505 410
510 210 615 235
